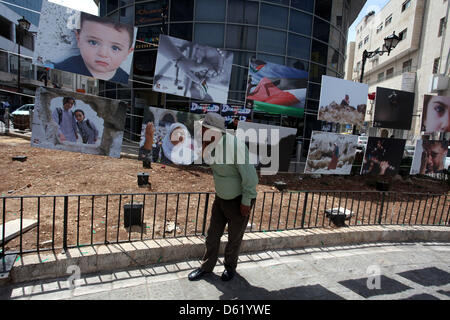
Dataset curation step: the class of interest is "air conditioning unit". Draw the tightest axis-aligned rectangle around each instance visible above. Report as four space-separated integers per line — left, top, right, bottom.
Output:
429 74 449 92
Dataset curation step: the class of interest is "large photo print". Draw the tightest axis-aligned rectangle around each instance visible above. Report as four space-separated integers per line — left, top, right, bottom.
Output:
361 137 406 176
421 95 450 133
373 87 415 130
34 0 137 84
31 87 127 158
245 58 308 118
305 132 358 175
138 106 204 165
317 75 368 127
153 35 233 104
410 140 449 175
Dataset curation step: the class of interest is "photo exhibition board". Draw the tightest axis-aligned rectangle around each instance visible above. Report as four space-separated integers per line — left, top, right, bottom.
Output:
138 106 204 165
153 35 234 104
190 102 252 125
34 0 137 85
410 140 449 175
421 95 450 134
237 121 297 173
245 58 308 118
373 87 415 130
305 131 358 175
31 87 127 158
317 75 368 127
360 137 406 176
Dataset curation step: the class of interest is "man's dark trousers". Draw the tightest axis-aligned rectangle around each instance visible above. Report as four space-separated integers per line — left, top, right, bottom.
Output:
200 195 254 272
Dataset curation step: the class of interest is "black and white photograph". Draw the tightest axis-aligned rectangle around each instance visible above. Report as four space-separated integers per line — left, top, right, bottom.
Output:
305 132 358 175
153 35 234 104
33 0 137 84
361 137 406 176
317 75 368 127
410 140 449 175
31 87 127 158
373 87 415 130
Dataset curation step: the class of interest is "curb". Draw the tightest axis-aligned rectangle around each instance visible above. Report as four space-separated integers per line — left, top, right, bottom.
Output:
5 225 449 285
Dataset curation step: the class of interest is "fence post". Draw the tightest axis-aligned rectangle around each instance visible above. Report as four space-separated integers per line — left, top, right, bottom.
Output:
378 192 385 224
63 196 68 252
5 108 9 134
201 193 210 236
301 192 309 229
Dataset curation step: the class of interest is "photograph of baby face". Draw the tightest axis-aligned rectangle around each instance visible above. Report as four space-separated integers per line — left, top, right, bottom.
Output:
410 140 449 175
153 35 234 104
361 137 406 176
34 0 137 84
373 87 415 130
421 95 450 133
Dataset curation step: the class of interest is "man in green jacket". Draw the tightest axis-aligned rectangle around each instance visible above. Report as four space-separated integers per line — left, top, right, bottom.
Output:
188 113 258 282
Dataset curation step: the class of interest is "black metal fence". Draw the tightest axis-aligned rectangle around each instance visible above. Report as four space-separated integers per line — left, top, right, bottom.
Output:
1 190 448 257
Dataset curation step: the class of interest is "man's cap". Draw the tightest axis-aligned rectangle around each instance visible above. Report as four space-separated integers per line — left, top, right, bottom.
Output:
199 112 226 133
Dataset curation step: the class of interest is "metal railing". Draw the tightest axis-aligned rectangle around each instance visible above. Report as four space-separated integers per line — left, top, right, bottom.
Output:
1 190 448 257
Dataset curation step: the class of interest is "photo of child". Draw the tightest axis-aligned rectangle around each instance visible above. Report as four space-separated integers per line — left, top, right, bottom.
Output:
74 109 99 145
34 0 137 84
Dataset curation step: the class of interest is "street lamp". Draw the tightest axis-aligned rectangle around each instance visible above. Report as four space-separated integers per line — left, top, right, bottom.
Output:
16 16 31 102
359 32 401 83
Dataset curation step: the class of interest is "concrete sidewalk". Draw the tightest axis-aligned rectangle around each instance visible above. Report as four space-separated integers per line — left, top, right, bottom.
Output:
1 241 450 301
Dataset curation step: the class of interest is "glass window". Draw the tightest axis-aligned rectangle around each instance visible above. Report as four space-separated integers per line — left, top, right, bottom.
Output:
256 53 284 65
289 10 312 35
306 99 319 113
402 59 412 73
311 40 328 65
291 0 314 13
309 62 326 83
227 0 258 25
308 83 321 100
0 51 8 72
195 0 226 21
100 0 107 16
119 0 134 6
287 34 310 60
229 66 248 92
315 0 332 21
170 0 194 22
170 23 193 41
107 0 118 13
264 0 289 5
258 28 286 55
136 26 162 50
135 1 165 26
119 5 134 25
226 25 257 50
260 3 288 30
313 18 330 42
231 51 255 67
194 23 224 47
133 50 157 81
286 58 309 72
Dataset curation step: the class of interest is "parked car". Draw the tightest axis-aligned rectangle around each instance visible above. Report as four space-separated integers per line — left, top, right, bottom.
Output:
403 145 415 158
445 146 450 171
11 104 34 130
357 136 368 149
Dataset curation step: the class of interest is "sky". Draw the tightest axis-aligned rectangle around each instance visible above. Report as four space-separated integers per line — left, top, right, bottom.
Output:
49 0 98 15
347 0 390 43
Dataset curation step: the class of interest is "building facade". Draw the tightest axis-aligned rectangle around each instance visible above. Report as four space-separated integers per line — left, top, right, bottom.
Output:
97 0 365 166
346 0 450 142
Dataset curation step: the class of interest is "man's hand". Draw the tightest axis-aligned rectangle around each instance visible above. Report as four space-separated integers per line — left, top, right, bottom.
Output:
240 204 251 216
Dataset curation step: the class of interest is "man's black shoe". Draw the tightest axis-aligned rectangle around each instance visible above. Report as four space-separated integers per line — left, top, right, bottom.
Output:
188 268 210 281
221 268 235 281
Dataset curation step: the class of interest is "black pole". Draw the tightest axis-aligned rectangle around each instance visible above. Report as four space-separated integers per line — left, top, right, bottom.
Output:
17 29 21 107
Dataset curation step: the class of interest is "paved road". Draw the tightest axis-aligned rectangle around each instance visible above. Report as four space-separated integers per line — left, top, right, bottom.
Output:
1 242 450 301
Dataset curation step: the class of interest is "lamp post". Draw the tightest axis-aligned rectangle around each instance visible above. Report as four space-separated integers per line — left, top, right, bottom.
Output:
16 16 31 105
359 32 401 83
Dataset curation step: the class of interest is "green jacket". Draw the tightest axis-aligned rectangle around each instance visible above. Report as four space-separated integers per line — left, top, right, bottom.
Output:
206 133 258 206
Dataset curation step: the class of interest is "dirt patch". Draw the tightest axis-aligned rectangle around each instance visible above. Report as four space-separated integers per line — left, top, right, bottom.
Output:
1 135 449 254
